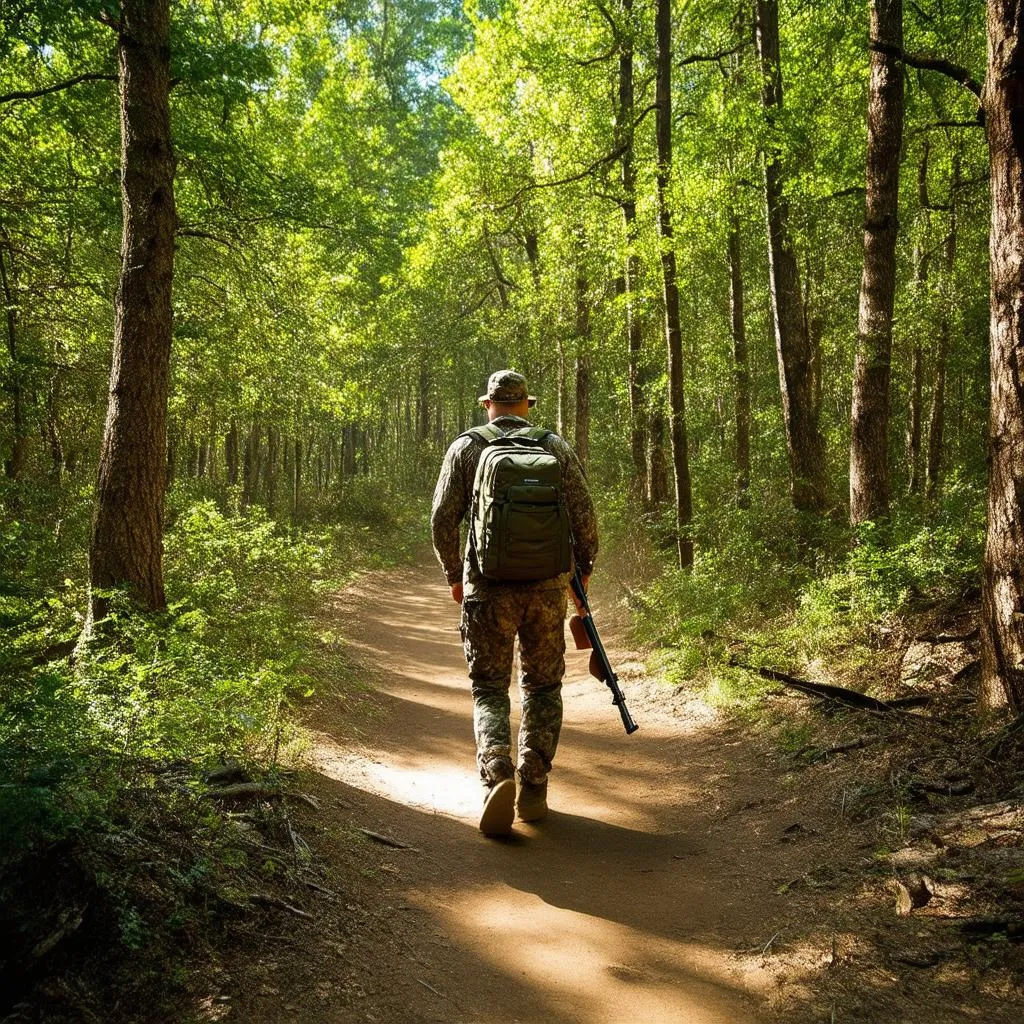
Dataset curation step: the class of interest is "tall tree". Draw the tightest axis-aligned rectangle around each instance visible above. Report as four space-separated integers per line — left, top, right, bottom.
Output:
926 153 960 498
728 215 751 504
906 146 931 495
617 0 647 496
88 0 177 618
850 0 905 525
980 0 1024 711
0 225 27 481
655 0 693 569
754 0 826 513
574 254 591 472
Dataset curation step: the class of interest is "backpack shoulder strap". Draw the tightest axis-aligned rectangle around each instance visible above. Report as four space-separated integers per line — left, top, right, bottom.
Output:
462 423 502 445
512 426 553 443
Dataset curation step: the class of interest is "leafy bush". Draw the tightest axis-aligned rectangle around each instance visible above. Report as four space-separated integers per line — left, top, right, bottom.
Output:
0 501 324 869
633 480 986 691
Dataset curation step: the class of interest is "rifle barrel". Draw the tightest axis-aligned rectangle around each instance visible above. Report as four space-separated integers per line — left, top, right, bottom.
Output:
572 570 638 735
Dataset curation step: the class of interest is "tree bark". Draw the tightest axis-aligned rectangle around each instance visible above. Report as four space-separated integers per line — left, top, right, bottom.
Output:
292 436 302 521
574 248 591 471
648 404 669 507
226 417 239 485
850 0 905 525
927 166 958 498
242 420 261 508
417 363 429 441
656 0 693 568
980 0 1024 711
0 226 29 481
556 335 569 438
618 0 647 493
728 216 751 505
755 0 826 512
88 0 176 619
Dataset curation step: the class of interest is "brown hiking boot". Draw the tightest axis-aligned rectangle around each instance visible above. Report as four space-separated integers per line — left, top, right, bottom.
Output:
479 778 515 836
516 779 548 822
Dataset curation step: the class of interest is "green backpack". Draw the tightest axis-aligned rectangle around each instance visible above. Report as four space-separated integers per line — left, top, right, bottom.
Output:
464 424 572 582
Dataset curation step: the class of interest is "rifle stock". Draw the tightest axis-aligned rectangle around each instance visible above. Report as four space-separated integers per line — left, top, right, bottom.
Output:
569 570 638 735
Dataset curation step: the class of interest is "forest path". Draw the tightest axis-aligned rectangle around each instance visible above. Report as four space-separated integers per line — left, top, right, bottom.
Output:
284 563 822 1023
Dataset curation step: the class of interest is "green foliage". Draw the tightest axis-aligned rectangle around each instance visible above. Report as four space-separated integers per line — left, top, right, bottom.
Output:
795 482 985 658
634 481 986 694
0 501 323 867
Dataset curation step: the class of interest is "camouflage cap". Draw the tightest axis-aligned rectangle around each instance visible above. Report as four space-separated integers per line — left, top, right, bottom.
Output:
478 369 537 407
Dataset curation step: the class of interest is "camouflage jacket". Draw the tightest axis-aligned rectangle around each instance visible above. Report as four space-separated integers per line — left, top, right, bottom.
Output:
430 415 598 600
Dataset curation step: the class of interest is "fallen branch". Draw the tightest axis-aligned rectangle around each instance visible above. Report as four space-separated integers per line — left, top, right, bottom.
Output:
807 735 878 761
302 878 342 900
248 893 314 919
359 828 418 851
734 662 903 715
204 782 320 809
887 695 934 709
416 978 446 999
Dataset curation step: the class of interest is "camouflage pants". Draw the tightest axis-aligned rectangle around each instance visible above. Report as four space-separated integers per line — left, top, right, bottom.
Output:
460 588 567 788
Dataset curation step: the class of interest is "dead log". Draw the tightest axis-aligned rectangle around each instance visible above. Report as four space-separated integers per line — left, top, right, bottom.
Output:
734 661 904 714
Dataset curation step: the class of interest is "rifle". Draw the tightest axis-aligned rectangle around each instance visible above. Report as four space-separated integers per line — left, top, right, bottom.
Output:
568 569 639 735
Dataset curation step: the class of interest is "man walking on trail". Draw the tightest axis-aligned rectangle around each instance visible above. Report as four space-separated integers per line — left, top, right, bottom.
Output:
430 370 598 837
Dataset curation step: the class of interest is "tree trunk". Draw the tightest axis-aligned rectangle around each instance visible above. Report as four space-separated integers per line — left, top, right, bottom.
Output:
755 0 826 513
981 0 1024 710
648 405 669 506
556 335 569 438
343 424 356 476
907 148 932 494
655 0 693 569
0 227 29 481
850 0 904 524
417 363 429 441
88 0 176 619
728 216 751 505
45 366 64 480
927 169 958 498
242 420 260 507
292 436 302 521
574 257 591 471
618 0 647 493
226 417 239 485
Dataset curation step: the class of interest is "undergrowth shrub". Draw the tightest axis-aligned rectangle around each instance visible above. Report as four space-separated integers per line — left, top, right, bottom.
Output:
633 479 986 697
1 502 323 869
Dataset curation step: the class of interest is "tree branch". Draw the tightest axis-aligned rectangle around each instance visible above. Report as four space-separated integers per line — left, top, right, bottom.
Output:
0 72 117 105
489 142 628 213
931 117 984 129
870 39 982 99
177 228 234 247
678 41 747 68
576 47 617 67
816 185 867 202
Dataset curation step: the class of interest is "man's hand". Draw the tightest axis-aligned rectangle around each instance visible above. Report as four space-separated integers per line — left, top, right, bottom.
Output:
570 573 590 615
450 582 464 604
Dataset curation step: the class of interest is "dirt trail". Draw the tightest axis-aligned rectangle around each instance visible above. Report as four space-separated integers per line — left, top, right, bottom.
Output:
269 562 833 1024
